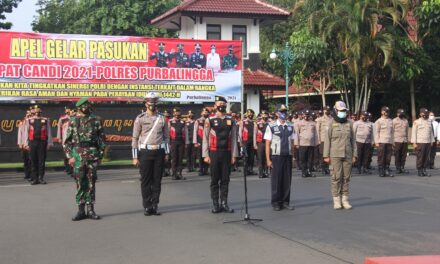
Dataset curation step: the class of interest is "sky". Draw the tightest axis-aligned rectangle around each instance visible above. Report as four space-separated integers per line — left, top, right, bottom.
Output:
4 0 38 32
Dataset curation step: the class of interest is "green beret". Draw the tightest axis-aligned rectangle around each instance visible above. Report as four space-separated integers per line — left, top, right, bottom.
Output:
76 97 90 107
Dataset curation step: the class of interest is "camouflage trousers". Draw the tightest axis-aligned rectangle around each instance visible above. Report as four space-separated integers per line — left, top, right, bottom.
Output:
73 150 98 205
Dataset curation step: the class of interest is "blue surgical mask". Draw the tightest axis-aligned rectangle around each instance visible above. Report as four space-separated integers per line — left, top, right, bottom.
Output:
337 111 347 119
278 112 286 120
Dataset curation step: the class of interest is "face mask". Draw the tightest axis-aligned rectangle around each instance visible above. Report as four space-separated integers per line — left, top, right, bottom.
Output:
429 115 435 120
35 112 41 117
383 112 389 116
159 47 164 52
148 105 157 112
80 107 91 115
203 114 209 118
278 112 287 120
337 111 347 119
248 114 254 119
175 115 181 119
196 48 201 52
304 116 310 120
217 105 226 113
263 117 268 121
229 50 233 54
422 115 428 119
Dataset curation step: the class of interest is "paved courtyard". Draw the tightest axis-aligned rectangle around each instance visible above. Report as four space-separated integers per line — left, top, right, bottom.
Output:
1 156 439 264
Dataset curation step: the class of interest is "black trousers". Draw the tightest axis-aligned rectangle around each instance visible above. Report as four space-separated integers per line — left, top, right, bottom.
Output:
29 140 47 182
185 143 196 170
271 155 292 206
314 145 320 169
170 142 185 174
415 143 431 170
209 150 231 202
21 149 31 179
319 143 328 170
394 142 408 168
257 142 267 174
377 143 392 168
299 146 314 173
293 147 300 169
356 142 372 168
196 145 208 173
429 142 437 168
139 149 165 209
243 142 255 171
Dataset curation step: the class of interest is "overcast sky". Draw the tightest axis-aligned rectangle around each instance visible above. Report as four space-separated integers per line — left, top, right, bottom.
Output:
4 0 38 32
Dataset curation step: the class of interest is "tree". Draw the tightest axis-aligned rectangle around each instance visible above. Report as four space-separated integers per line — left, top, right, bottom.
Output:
32 0 179 37
0 0 22 29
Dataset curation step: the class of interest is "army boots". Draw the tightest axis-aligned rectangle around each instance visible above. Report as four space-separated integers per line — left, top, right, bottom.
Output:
87 204 101 220
221 201 234 213
333 196 342 210
211 200 222 214
72 204 87 221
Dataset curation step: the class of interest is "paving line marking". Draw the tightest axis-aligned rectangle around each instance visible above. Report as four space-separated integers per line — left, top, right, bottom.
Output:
0 184 31 188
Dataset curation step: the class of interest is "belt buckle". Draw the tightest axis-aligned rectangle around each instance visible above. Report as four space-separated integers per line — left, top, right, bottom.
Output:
147 145 159 150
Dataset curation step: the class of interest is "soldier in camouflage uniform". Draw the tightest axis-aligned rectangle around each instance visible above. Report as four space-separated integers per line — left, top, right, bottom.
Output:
64 97 106 221
222 45 239 70
150 42 172 68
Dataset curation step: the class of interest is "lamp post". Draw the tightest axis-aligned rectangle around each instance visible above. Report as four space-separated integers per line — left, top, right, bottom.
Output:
270 42 294 108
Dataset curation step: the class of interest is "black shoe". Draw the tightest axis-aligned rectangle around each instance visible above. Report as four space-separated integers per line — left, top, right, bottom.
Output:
221 202 234 213
211 202 222 214
31 180 39 185
151 206 161 216
362 168 371 174
87 204 101 220
144 208 154 216
177 172 186 180
378 168 385 177
324 168 330 175
385 168 394 177
72 204 87 221
39 179 47 184
357 167 362 174
273 205 281 211
282 203 295 210
422 169 431 177
417 170 424 177
301 173 307 178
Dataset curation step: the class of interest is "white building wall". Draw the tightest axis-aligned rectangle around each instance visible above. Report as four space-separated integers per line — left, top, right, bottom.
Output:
246 88 260 113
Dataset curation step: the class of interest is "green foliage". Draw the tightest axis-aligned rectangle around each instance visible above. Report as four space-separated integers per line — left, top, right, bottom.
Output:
0 0 22 29
32 0 179 37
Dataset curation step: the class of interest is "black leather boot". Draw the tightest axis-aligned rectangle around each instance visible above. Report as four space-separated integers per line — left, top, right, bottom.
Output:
172 171 178 180
357 166 362 174
417 169 424 177
177 171 186 180
221 201 234 213
87 204 101 220
211 200 221 214
151 205 161 216
72 204 86 221
422 168 431 177
385 167 394 177
378 167 385 177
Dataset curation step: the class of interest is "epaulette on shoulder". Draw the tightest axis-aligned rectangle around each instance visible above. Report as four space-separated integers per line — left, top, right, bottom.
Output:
137 112 146 118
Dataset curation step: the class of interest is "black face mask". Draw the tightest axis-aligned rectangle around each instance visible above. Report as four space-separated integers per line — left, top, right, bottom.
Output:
248 114 254 119
148 105 157 112
422 115 428 119
35 112 41 117
361 117 367 121
398 114 403 118
203 114 209 118
175 115 181 119
263 117 268 121
80 107 91 115
217 105 226 113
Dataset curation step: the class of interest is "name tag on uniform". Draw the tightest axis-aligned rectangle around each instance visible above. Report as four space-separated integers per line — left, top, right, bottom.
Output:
227 120 232 126
273 126 279 132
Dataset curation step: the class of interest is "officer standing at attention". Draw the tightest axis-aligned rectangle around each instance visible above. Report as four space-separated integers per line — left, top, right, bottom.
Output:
132 92 170 216
169 108 186 180
150 42 171 67
193 108 209 176
353 111 374 174
190 43 206 69
203 96 238 213
173 43 190 68
316 106 333 175
374 106 394 177
294 109 319 178
239 109 257 175
256 111 270 178
57 104 75 177
411 108 435 177
23 105 53 185
185 110 196 172
428 111 438 169
323 101 357 210
392 109 409 174
265 104 295 211
18 109 32 181
64 98 105 221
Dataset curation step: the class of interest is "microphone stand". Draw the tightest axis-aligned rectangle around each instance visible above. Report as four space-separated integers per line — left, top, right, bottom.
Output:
224 145 263 225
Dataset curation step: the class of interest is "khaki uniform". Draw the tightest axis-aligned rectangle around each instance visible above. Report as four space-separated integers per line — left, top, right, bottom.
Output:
323 120 357 197
392 117 409 170
374 117 394 173
132 112 170 210
294 119 318 176
353 120 374 170
411 118 434 170
317 115 333 172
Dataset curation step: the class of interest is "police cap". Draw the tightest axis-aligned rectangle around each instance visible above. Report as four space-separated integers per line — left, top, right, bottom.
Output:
215 96 227 103
419 108 429 114
228 45 234 50
173 107 181 113
158 42 165 47
195 43 201 49
360 111 368 116
303 109 311 116
177 43 184 49
381 106 390 112
246 109 255 114
144 92 160 103
187 110 194 116
210 44 216 49
277 104 288 112
397 108 405 114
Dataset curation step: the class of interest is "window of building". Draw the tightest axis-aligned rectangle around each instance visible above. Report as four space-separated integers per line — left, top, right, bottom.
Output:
232 25 247 57
207 24 221 40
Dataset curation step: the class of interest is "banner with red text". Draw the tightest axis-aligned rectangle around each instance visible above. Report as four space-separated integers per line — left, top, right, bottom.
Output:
0 32 242 102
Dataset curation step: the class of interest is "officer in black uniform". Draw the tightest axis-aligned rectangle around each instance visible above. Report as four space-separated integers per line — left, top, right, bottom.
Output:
256 111 270 178
265 104 295 211
174 43 190 68
23 105 53 185
150 42 171 67
203 96 238 213
163 109 172 177
169 108 186 180
194 108 209 176
190 43 206 69
240 109 257 175
185 110 196 172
